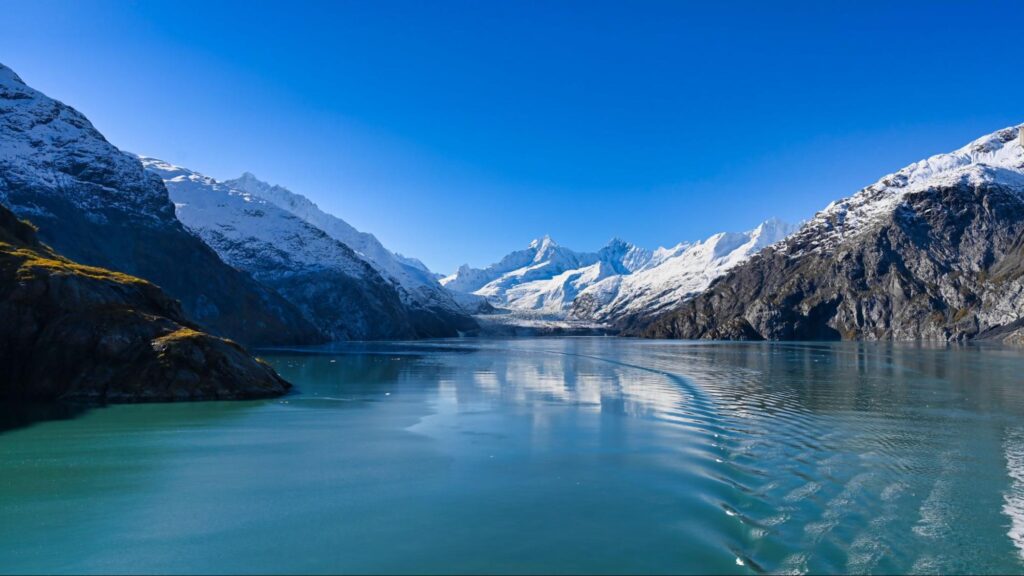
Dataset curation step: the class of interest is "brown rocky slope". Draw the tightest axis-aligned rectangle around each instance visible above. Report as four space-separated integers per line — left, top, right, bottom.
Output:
0 203 290 402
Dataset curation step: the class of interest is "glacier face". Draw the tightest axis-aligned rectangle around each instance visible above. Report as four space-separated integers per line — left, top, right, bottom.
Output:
441 220 796 326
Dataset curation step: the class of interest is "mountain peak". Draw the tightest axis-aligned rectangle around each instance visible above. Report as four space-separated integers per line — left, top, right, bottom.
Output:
233 171 275 192
756 216 786 228
795 123 1024 257
598 236 637 258
746 218 798 252
752 217 796 237
226 173 311 210
640 122 1024 343
529 235 556 250
0 63 25 87
869 123 1024 195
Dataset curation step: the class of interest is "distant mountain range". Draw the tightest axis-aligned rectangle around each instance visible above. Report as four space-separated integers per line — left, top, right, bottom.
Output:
441 219 797 329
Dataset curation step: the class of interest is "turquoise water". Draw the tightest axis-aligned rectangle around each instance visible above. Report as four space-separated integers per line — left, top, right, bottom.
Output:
3 338 1024 574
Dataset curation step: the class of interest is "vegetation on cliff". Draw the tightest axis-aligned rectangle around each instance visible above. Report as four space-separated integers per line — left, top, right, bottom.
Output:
0 203 291 402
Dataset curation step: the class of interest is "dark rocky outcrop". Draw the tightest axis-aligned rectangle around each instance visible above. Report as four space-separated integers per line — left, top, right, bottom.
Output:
636 125 1024 343
266 269 421 340
0 203 290 402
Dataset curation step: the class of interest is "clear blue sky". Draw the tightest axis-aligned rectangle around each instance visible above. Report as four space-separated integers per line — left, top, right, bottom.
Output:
2 1 1022 273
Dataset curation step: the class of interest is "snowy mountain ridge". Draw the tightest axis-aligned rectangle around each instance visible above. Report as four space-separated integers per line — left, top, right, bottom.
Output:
788 124 1024 257
140 158 371 278
143 159 477 339
0 64 170 224
442 218 797 325
640 123 1024 343
223 173 462 313
142 157 425 340
571 218 798 323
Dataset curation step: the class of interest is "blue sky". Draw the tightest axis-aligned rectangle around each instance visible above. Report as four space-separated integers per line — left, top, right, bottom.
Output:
2 1 1022 272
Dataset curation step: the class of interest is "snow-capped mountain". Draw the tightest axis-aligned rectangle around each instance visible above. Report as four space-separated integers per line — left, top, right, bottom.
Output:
441 235 592 293
0 62 321 346
642 123 1024 342
786 125 1024 257
144 160 477 339
570 218 798 323
441 220 795 326
142 158 432 340
224 173 477 337
441 235 632 315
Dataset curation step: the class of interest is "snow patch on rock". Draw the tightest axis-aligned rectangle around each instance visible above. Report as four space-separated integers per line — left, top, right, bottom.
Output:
788 124 1024 257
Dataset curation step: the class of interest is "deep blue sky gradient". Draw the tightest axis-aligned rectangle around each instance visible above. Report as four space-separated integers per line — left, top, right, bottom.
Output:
2 0 1022 272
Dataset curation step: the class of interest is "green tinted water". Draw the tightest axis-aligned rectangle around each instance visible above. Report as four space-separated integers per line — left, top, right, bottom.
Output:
2 339 1024 574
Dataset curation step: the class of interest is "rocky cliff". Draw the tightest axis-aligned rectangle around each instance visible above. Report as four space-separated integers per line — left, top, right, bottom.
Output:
0 203 290 402
639 125 1024 343
0 62 322 346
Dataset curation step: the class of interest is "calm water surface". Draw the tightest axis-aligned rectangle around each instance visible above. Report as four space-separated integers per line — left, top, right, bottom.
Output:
3 338 1024 574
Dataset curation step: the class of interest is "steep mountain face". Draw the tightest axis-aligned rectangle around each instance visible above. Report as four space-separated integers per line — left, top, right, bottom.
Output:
441 222 794 326
142 159 427 341
224 173 478 337
571 219 798 324
640 124 1024 342
0 202 290 402
0 62 320 346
